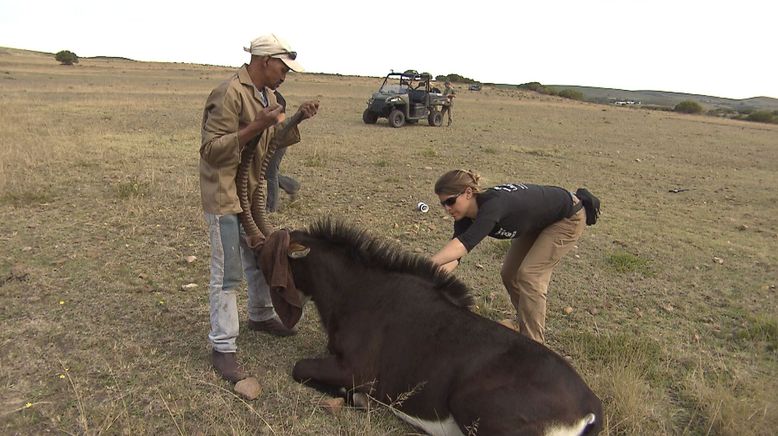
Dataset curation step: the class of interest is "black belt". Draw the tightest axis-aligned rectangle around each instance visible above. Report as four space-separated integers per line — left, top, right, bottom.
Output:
567 193 584 218
567 202 584 218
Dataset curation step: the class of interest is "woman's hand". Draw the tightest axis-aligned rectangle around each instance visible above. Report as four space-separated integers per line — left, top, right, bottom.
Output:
431 238 468 273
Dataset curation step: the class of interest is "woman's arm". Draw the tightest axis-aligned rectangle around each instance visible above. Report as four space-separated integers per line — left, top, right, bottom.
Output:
431 238 468 272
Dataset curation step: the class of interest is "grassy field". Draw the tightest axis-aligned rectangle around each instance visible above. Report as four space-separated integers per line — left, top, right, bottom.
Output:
1 47 776 435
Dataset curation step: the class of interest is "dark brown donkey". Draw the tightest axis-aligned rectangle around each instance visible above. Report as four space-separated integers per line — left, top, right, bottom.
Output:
237 118 602 436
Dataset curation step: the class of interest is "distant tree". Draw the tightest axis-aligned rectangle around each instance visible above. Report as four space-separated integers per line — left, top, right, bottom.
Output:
517 82 545 92
746 111 775 123
435 75 447 82
517 82 557 96
441 73 476 84
674 100 702 114
55 50 79 66
558 89 584 101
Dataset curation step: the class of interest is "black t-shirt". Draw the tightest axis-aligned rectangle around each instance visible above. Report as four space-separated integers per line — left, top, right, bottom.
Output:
453 184 574 252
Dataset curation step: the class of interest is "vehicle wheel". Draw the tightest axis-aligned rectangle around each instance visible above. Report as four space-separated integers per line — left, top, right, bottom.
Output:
389 109 405 128
362 109 378 124
428 110 443 127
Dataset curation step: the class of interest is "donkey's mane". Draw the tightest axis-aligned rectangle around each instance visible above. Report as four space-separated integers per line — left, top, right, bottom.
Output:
305 217 474 309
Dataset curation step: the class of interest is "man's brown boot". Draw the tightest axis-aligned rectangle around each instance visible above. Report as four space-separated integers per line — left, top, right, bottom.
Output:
211 350 248 383
248 317 297 337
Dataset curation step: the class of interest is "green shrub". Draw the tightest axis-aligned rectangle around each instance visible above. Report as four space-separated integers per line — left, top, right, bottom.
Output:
518 82 545 92
446 73 476 83
746 111 775 123
517 82 559 96
674 100 702 114
55 50 79 66
558 89 584 101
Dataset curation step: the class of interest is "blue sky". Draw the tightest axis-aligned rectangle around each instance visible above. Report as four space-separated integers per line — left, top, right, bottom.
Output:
1 0 775 99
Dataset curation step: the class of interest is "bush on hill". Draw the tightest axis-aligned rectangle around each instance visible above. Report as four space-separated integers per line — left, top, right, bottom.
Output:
558 89 584 101
746 111 776 123
436 73 477 84
55 50 79 66
517 82 558 96
674 100 702 114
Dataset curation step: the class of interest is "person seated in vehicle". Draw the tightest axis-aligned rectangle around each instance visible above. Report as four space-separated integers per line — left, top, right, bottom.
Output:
410 86 426 104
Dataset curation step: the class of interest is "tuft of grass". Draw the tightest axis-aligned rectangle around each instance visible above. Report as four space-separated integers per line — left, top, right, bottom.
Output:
599 363 673 434
561 332 665 381
419 148 438 158
304 149 327 167
374 159 388 167
606 251 652 275
682 364 778 435
558 332 673 434
114 179 151 199
736 315 778 352
0 190 54 206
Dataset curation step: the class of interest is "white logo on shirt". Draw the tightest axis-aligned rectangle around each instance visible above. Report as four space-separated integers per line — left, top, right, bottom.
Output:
492 183 528 192
493 227 517 238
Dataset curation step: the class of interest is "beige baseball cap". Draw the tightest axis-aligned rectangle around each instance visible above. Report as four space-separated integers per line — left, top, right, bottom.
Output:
244 33 304 72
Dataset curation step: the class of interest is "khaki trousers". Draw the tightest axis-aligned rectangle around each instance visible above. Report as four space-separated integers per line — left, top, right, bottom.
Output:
441 103 453 125
500 205 586 343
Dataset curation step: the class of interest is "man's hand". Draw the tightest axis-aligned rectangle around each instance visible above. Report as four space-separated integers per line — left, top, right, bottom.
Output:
252 104 284 131
238 104 283 147
296 100 320 120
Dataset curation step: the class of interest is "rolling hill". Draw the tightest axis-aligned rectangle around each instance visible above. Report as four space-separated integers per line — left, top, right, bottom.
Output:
544 85 778 112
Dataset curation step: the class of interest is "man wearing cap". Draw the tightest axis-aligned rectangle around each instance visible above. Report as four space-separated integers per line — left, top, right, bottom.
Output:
199 33 319 383
441 81 456 127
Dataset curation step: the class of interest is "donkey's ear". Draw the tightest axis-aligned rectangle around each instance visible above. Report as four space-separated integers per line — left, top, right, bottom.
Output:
288 242 310 259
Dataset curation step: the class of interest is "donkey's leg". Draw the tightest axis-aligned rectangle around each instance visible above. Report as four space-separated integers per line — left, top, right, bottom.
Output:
292 355 356 397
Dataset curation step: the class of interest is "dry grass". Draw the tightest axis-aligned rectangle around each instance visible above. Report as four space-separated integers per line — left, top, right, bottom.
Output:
1 47 777 435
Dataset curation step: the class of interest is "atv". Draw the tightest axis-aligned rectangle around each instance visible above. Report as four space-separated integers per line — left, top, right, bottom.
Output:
362 70 450 127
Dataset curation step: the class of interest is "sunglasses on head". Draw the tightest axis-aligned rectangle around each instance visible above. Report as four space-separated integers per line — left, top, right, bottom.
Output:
440 192 463 207
269 50 297 60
